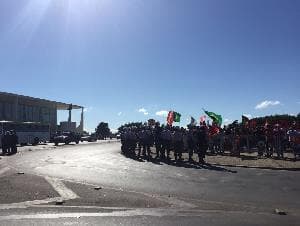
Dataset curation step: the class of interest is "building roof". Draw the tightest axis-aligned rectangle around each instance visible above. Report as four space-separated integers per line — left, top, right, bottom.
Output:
0 91 83 110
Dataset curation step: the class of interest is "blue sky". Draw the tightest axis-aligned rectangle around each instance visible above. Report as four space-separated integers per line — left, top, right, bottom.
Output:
0 0 299 132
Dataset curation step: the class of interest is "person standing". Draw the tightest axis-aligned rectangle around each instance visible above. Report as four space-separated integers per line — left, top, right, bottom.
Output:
1 132 7 155
196 126 209 164
173 127 183 162
154 123 163 159
265 125 274 157
161 126 172 160
11 130 18 154
187 126 196 162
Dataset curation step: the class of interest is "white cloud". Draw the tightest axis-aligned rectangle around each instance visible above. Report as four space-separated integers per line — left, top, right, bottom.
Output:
117 112 122 116
138 108 149 115
155 110 168 117
255 100 280 110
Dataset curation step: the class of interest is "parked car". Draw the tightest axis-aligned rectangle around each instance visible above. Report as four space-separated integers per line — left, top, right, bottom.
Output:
53 131 81 146
81 133 97 142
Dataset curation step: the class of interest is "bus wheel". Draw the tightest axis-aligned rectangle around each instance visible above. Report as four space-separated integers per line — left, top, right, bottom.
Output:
76 140 79 144
55 142 58 146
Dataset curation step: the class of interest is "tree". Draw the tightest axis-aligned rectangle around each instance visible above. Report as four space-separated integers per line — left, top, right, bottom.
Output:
118 122 143 133
95 122 111 139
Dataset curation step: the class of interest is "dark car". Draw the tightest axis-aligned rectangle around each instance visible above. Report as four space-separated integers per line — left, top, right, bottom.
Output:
53 131 81 146
81 133 97 142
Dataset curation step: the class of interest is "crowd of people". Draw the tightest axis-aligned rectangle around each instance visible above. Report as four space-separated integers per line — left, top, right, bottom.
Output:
120 121 300 162
1 130 18 155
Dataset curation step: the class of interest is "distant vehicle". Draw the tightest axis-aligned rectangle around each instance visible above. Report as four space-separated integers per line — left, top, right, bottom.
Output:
116 134 121 140
53 131 81 146
81 133 97 142
0 121 50 146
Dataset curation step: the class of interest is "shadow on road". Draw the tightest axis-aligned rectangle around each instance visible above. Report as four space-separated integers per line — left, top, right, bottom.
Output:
121 152 237 173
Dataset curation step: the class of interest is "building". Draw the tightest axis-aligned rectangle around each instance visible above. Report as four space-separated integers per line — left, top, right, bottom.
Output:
0 91 84 133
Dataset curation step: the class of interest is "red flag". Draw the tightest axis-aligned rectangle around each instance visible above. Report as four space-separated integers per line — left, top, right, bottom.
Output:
167 111 174 125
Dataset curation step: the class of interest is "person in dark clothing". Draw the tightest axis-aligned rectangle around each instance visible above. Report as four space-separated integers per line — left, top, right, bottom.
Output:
255 126 265 157
265 125 274 157
1 132 7 155
161 127 172 160
173 127 183 162
10 130 18 154
187 126 196 162
3 131 10 155
154 123 163 159
196 126 209 164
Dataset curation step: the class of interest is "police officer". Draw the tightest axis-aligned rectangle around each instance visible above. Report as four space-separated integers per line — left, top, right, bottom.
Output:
187 126 196 162
196 125 208 164
137 127 145 157
173 127 183 162
146 126 154 159
161 126 172 160
154 122 163 159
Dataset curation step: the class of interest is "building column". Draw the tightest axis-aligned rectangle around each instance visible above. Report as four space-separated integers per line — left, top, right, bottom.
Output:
78 107 84 133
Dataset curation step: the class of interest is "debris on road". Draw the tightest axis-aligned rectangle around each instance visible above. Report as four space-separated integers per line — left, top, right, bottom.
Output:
55 199 65 205
274 208 287 215
94 186 102 190
17 172 24 175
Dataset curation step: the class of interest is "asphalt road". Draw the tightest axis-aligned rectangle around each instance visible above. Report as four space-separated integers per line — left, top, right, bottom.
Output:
1 140 300 225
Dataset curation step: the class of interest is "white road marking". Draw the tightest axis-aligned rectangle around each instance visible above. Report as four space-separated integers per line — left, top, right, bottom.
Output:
0 208 276 221
0 198 61 210
45 177 79 200
0 166 10 176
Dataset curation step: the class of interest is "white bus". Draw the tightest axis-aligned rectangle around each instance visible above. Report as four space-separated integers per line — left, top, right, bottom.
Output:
0 121 50 146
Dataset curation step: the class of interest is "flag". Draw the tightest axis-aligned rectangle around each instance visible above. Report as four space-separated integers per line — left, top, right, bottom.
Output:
167 111 174 125
174 111 181 122
190 117 196 126
200 115 206 124
167 111 181 125
203 109 222 126
242 115 250 124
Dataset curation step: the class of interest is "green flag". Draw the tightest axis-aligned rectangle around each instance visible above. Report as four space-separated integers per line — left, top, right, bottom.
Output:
204 110 222 126
173 112 181 122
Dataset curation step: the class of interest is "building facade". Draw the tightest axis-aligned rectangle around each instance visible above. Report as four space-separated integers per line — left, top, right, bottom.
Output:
0 92 83 133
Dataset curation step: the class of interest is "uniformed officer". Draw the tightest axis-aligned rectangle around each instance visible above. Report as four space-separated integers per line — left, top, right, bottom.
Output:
196 126 209 164
173 127 183 162
187 126 196 162
161 126 173 160
154 122 163 159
